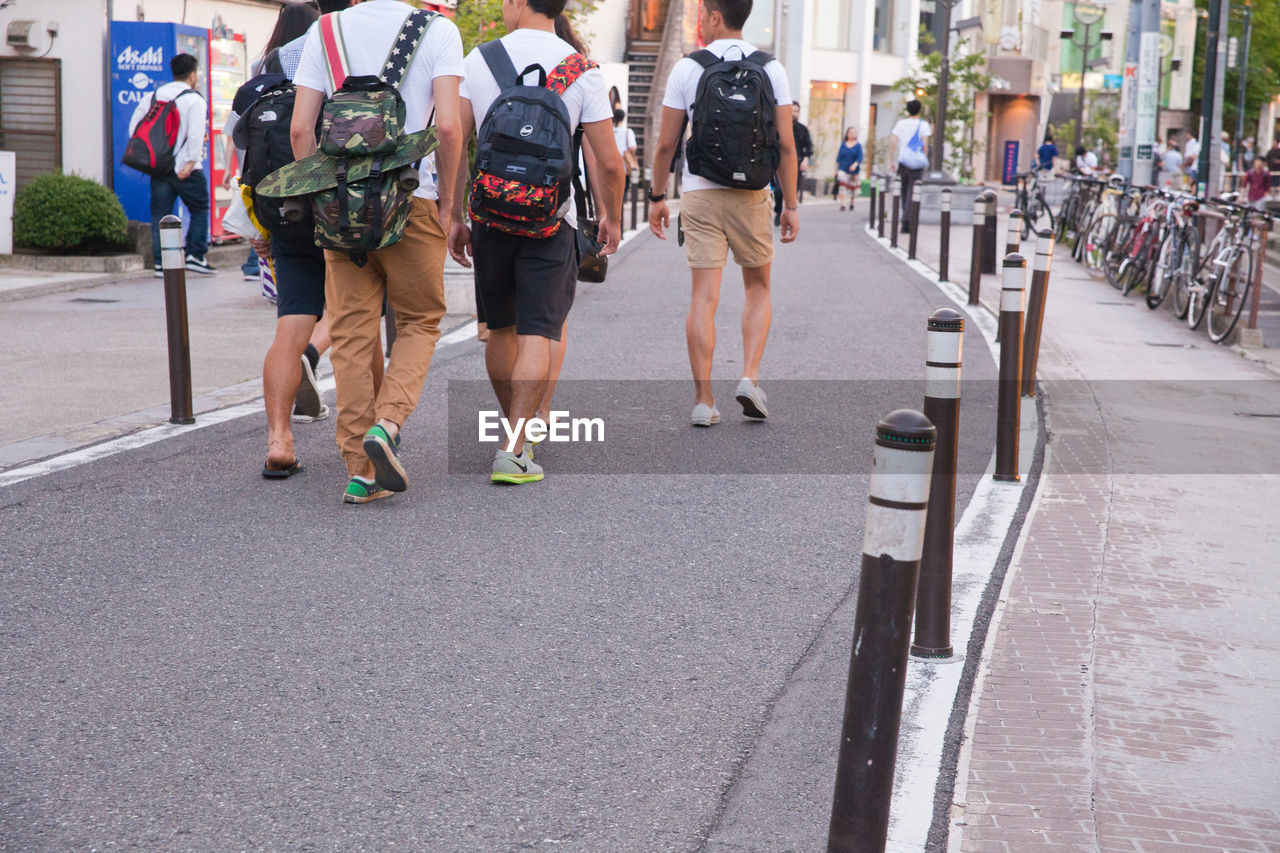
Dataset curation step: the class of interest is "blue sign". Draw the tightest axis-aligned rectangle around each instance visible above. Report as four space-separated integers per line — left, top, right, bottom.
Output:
1001 140 1020 185
110 21 210 222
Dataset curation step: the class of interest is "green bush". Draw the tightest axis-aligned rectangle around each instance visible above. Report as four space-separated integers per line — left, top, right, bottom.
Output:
14 172 129 254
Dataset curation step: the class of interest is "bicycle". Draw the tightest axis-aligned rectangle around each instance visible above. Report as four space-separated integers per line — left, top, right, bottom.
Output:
1013 170 1055 239
1206 205 1267 342
1148 193 1199 311
1109 189 1169 296
1177 196 1249 332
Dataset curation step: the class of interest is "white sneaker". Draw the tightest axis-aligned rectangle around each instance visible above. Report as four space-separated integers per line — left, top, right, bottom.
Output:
690 402 720 427
735 378 768 419
291 403 330 424
491 448 543 484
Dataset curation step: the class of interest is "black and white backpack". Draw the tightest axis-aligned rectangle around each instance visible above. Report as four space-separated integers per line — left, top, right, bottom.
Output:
683 48 780 190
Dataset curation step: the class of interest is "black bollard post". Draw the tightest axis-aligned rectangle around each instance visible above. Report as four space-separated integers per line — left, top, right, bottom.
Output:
877 175 887 240
967 194 985 306
889 176 901 249
913 309 963 660
1022 230 1055 397
939 188 952 283
630 169 639 232
827 409 936 853
643 168 651 224
908 197 920 260
159 215 194 425
996 211 1022 343
981 191 998 275
869 178 878 229
995 253 1026 482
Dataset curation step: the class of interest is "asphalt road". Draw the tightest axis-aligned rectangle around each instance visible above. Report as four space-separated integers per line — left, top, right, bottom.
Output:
0 204 998 851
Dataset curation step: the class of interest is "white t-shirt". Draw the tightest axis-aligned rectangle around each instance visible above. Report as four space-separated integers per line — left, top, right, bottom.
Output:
891 117 931 168
459 29 612 230
1160 148 1183 175
615 125 637 155
128 81 208 175
661 39 792 193
293 0 465 200
1183 137 1201 168
1075 151 1099 175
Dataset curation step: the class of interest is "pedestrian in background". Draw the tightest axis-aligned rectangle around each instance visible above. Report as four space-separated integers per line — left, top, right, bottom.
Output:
1074 144 1099 177
1037 133 1057 172
1158 132 1183 189
1245 156 1270 210
1266 139 1280 195
890 99 930 234
835 126 862 211
1183 131 1200 185
129 53 216 277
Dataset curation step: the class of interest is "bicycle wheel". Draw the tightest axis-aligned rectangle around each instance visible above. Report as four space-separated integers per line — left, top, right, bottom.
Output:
1171 226 1200 319
1027 197 1054 240
1124 228 1163 297
1186 263 1212 330
1146 231 1175 308
1104 219 1135 290
1207 246 1253 343
1056 196 1075 242
1081 214 1115 276
1073 201 1099 261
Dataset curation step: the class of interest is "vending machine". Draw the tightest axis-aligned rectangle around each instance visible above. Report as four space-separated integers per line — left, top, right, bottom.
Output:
209 34 247 241
109 21 211 229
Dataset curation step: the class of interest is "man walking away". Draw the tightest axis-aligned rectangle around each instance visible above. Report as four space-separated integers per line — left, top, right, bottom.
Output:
890 99 930 233
648 0 799 427
1037 133 1058 172
291 0 465 504
449 0 624 484
792 103 813 203
129 53 216 277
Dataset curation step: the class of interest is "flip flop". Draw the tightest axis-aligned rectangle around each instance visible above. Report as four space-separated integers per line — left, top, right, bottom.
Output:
262 459 303 479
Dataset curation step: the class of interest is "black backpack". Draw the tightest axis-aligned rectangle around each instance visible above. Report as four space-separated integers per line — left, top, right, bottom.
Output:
469 41 595 238
232 55 312 239
683 48 780 191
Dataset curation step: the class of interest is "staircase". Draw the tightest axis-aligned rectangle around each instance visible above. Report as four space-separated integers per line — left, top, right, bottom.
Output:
625 41 661 168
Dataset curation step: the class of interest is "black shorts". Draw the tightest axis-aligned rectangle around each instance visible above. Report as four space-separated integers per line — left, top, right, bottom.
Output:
471 221 577 340
271 233 325 319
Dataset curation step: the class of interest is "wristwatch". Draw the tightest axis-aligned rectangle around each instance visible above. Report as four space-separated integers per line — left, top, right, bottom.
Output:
648 188 666 202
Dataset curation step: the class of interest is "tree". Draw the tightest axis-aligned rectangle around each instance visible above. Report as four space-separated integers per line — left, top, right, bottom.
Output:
1190 0 1280 141
893 32 992 181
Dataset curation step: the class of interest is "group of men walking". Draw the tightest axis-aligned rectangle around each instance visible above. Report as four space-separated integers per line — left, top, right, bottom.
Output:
130 0 800 504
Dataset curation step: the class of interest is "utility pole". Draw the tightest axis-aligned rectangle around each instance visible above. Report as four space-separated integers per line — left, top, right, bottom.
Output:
1198 0 1229 195
1117 0 1142 180
1233 0 1253 177
1132 0 1162 185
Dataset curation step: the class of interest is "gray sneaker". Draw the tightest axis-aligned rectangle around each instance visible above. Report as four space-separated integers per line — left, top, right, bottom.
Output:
491 449 543 484
735 378 768 419
291 403 330 424
690 402 720 427
294 354 323 419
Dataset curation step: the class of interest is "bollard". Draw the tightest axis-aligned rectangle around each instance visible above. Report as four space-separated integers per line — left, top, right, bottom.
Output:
967 194 985 305
159 215 194 425
869 179 878 228
995 211 1023 343
939 188 952 283
1021 231 1055 397
643 167 652 223
912 309 963 660
995 253 1026 482
981 191 998 275
827 409 936 853
1245 216 1270 334
889 176 901 249
908 198 920 260
878 175 887 240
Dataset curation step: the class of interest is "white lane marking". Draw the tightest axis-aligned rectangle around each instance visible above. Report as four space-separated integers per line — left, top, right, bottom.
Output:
437 320 479 348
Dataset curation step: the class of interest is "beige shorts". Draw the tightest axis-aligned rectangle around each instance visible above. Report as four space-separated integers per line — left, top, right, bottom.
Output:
680 188 775 270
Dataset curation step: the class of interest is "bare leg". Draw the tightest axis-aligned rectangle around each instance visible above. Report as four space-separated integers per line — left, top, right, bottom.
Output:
741 264 772 382
485 326 549 455
264 314 319 468
485 325 518 419
687 268 723 406
537 321 568 421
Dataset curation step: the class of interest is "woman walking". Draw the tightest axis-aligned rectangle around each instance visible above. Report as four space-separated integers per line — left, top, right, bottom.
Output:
836 127 863 211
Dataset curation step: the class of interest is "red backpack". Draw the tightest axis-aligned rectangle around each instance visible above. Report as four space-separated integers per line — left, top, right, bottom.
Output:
122 89 194 176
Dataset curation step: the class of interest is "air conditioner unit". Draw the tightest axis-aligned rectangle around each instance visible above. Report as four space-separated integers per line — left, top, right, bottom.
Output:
6 20 39 49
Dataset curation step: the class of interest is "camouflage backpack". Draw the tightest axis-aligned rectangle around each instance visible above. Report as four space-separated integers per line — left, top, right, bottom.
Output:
310 8 436 261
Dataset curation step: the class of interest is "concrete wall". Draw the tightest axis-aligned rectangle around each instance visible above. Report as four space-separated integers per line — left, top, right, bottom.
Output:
0 0 285 185
576 0 628 64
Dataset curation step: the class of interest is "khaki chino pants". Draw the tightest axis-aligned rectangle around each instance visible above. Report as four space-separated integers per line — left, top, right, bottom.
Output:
324 198 448 478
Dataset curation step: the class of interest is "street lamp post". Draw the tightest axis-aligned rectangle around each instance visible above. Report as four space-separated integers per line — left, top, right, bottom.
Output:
1060 7 1113 154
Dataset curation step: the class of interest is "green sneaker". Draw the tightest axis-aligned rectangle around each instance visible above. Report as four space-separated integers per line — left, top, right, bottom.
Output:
363 424 407 492
491 449 543 484
344 475 392 504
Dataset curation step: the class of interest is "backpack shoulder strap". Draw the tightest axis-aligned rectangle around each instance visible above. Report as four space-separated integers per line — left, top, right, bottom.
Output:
318 12 351 91
479 40 519 90
380 9 436 89
744 50 774 67
689 49 718 69
546 53 596 97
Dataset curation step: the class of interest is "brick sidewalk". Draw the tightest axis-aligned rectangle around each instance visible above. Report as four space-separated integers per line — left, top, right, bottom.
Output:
877 204 1280 851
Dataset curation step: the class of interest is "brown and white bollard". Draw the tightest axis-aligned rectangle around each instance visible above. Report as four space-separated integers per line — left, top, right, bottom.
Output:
967 194 986 305
995 211 1022 343
828 409 936 853
938 187 952 283
995 253 1026 482
1021 230 1055 397
878 175 888 239
159 215 194 425
889 176 901 249
913 309 963 660
908 195 921 260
